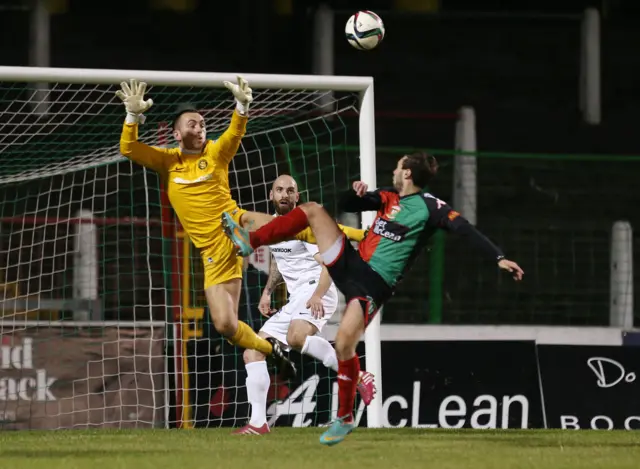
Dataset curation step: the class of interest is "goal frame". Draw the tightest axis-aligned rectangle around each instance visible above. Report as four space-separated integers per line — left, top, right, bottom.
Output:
0 65 383 428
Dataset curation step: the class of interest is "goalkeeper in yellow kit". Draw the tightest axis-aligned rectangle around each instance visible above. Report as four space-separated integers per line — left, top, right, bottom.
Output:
115 77 303 376
116 77 363 379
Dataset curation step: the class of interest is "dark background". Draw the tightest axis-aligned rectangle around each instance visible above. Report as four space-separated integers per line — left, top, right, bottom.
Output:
1 0 639 326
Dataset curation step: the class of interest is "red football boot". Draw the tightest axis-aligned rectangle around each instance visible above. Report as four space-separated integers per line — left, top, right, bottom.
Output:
231 423 270 435
357 371 376 406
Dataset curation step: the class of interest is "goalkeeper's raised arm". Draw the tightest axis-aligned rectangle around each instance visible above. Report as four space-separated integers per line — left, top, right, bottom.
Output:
116 79 169 173
116 77 253 172
215 76 253 164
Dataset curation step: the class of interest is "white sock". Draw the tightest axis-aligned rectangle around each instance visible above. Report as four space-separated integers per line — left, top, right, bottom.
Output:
301 335 338 372
245 361 270 427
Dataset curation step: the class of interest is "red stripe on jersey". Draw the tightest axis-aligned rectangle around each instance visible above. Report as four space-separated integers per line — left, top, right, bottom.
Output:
359 228 382 261
358 191 399 261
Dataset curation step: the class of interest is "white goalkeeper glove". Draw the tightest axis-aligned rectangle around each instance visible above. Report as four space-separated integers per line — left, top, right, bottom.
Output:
115 79 154 124
223 75 253 116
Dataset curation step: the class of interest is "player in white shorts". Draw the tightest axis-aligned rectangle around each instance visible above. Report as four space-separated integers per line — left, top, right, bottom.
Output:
232 174 376 435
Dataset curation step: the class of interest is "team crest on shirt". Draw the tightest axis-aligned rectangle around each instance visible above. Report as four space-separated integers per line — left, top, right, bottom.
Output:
386 204 402 220
198 159 208 170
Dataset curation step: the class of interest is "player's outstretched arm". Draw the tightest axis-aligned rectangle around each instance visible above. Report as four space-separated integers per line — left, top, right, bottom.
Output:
339 181 384 213
424 195 524 281
214 76 253 164
116 79 169 173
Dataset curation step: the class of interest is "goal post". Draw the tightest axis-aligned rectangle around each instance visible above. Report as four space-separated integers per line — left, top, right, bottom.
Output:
0 66 374 91
358 84 382 428
0 65 382 428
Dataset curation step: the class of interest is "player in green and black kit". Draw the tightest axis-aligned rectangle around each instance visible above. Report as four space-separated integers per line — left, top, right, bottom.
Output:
221 152 524 445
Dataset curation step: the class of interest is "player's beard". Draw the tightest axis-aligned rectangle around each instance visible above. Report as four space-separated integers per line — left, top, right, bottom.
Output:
393 173 403 192
273 199 294 215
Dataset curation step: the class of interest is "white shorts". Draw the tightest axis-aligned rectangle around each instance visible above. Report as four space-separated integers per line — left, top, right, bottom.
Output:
260 282 338 350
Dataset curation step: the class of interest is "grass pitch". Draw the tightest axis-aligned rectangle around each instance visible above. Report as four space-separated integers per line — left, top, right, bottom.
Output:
0 428 639 469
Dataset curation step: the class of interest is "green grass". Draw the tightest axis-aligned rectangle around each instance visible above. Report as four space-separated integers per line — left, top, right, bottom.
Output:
1 428 639 469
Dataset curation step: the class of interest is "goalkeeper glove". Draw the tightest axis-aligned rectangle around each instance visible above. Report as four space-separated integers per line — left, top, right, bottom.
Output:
115 79 154 124
223 75 253 116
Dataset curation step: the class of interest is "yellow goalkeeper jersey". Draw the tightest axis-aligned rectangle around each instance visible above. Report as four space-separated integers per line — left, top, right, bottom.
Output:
120 111 247 248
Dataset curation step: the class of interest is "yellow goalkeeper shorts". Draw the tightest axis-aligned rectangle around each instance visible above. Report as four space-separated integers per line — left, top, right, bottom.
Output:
200 207 247 289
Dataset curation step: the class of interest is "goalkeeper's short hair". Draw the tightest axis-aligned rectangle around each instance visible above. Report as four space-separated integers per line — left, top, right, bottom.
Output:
172 104 199 129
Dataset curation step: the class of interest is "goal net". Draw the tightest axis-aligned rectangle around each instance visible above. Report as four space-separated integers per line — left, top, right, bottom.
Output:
0 67 376 430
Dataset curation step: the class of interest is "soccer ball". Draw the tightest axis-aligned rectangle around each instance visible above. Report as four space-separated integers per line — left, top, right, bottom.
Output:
345 11 385 50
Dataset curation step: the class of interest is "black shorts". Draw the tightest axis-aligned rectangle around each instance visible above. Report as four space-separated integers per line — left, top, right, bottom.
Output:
325 236 393 327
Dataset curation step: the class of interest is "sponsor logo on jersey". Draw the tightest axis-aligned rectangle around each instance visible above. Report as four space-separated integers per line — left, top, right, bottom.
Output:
271 247 293 253
372 218 409 242
198 159 208 170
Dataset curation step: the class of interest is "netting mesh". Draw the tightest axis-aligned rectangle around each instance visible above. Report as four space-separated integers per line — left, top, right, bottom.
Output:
0 79 363 429
0 83 357 183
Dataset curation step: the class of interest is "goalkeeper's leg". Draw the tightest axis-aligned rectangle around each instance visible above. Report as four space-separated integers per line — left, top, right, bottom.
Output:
204 279 296 380
205 279 270 352
203 212 296 379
